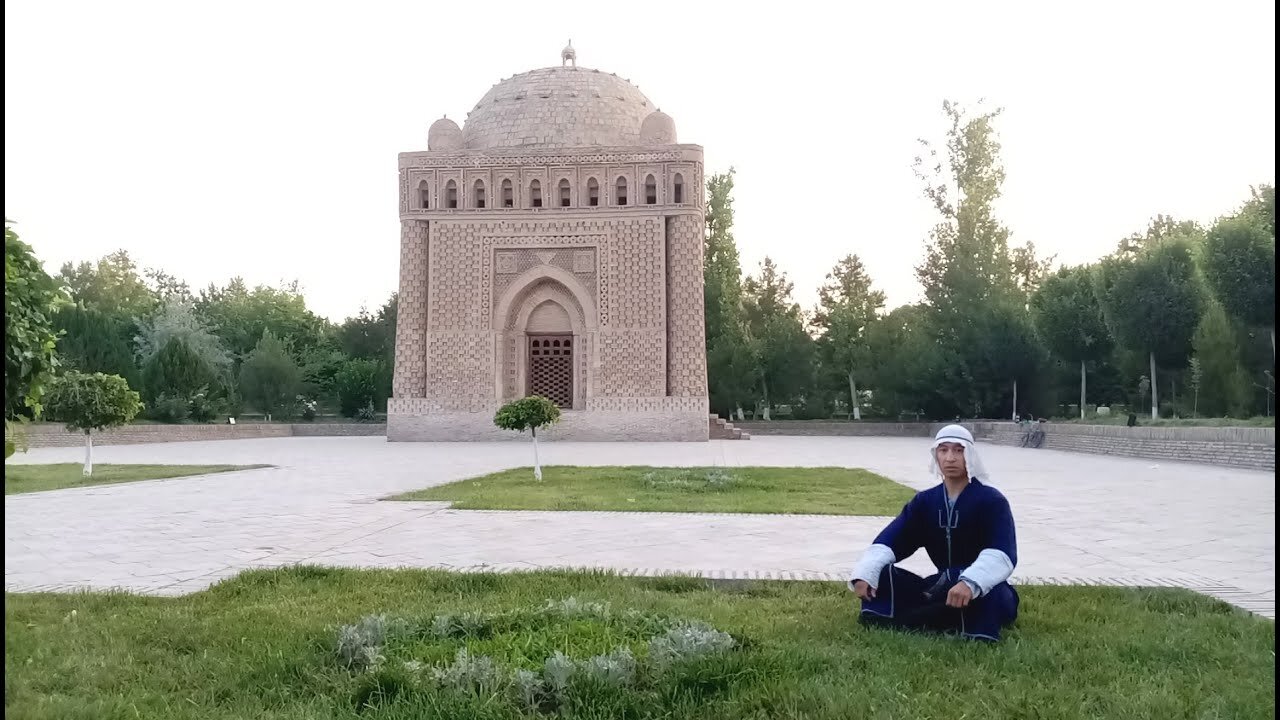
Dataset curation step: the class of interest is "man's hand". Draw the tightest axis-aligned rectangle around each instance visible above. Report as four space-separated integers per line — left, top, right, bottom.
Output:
852 579 876 600
945 581 973 608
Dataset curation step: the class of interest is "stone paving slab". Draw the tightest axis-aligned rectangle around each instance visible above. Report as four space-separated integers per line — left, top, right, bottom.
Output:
4 436 1274 618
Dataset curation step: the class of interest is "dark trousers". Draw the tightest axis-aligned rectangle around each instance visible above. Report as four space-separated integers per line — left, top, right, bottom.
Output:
859 565 1019 642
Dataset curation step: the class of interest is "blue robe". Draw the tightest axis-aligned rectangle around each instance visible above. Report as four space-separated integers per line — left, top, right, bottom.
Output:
859 479 1019 641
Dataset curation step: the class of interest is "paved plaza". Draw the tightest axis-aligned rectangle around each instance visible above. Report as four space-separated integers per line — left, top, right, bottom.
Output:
4 436 1274 618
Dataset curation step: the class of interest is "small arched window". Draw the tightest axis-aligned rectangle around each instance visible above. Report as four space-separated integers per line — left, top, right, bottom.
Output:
473 180 486 209
615 176 628 206
418 180 430 210
644 174 657 205
559 179 572 207
530 180 543 208
445 180 458 209
587 178 600 207
501 179 514 208
673 173 685 204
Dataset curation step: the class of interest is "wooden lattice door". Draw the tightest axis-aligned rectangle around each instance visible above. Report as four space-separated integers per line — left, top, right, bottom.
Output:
527 335 573 408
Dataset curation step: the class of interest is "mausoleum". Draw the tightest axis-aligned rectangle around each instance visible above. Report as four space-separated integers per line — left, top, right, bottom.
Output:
387 44 709 441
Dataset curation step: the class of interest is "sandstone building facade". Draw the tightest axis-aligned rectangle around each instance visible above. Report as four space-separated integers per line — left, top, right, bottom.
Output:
387 47 709 441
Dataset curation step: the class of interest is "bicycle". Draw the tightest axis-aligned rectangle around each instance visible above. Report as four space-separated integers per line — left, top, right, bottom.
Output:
1019 419 1046 448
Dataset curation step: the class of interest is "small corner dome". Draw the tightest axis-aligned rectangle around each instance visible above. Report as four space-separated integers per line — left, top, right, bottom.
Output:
428 117 463 151
639 110 677 145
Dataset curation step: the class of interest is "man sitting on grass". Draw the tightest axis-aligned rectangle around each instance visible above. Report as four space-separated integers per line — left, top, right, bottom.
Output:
849 424 1019 642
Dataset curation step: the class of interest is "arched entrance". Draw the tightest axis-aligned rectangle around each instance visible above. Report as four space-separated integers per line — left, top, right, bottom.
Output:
493 265 598 411
526 301 574 407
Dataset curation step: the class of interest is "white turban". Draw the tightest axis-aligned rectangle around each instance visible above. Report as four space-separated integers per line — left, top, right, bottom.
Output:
928 424 989 482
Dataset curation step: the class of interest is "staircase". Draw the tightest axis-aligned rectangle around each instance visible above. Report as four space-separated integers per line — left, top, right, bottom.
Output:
709 414 751 440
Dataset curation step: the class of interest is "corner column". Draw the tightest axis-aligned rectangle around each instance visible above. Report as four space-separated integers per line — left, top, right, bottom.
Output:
392 220 429 398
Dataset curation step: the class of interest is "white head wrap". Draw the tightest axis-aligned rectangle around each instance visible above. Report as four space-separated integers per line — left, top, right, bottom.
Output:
928 424 989 481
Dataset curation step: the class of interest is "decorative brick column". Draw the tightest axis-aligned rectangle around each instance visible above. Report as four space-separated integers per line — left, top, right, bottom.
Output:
665 213 708 398
392 220 428 398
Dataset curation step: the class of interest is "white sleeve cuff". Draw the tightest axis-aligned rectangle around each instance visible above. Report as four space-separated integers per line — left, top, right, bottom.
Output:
848 543 896 591
959 549 1014 597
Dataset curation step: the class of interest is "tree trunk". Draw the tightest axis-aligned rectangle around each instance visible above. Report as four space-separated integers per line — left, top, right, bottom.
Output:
531 426 543 481
760 378 771 421
1011 379 1018 421
1080 360 1087 420
1271 327 1275 365
847 372 861 421
735 405 744 421
83 430 93 477
1149 352 1159 420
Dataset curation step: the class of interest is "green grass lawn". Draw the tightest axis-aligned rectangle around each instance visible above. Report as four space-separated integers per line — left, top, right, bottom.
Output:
3 464 270 495
4 567 1272 719
386 466 914 515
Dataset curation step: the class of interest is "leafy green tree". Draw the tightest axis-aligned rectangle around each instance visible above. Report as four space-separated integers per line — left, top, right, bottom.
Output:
913 100 1019 318
196 278 331 359
863 304 948 419
493 396 561 481
142 337 219 410
239 331 302 420
53 304 140 387
703 168 755 417
44 371 142 476
334 358 382 418
1031 265 1114 418
134 298 233 385
1191 300 1249 417
1201 213 1275 359
56 250 158 321
1097 235 1205 419
811 255 885 419
742 257 814 418
5 221 66 445
337 294 397 362
910 100 1053 418
1187 357 1203 417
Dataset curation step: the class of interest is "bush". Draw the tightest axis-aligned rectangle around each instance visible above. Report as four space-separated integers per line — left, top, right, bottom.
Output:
148 393 190 423
335 359 381 418
238 331 302 420
297 395 318 421
188 387 220 423
356 400 378 422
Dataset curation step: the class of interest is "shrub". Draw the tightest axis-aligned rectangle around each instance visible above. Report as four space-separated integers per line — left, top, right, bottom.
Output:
334 359 381 418
148 393 190 423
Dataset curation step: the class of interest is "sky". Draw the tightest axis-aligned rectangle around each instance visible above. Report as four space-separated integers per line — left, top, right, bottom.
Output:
5 0 1275 322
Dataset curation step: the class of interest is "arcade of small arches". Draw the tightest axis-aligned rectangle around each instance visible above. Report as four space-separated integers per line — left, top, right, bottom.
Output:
414 173 686 211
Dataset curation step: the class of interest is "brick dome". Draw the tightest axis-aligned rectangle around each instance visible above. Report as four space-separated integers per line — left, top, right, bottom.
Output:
461 66 656 150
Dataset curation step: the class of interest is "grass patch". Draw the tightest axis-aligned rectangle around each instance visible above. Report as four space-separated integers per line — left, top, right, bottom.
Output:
386 466 914 515
4 567 1273 719
3 464 270 495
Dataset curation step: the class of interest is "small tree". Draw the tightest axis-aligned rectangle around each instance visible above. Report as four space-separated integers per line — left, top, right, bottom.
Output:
239 330 301 421
44 371 142 476
1187 357 1202 417
493 396 561 481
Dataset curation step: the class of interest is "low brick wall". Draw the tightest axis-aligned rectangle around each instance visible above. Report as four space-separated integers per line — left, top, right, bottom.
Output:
737 421 982 438
978 422 1275 471
16 423 387 449
739 420 1274 471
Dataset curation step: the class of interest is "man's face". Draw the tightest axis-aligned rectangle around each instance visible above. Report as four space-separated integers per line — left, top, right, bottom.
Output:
935 442 968 479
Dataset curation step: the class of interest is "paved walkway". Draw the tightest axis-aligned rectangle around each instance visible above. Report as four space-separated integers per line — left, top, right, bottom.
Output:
5 436 1274 618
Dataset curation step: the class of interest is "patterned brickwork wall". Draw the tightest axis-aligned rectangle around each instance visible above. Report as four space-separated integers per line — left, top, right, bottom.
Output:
665 213 708 397
597 330 666 396
392 221 428 398
605 217 665 329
